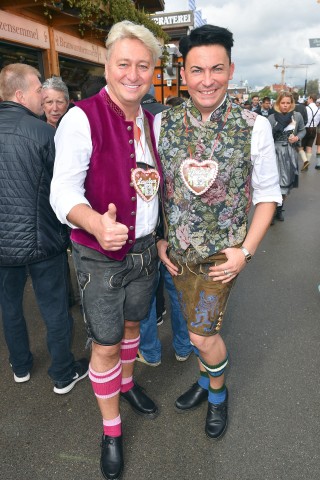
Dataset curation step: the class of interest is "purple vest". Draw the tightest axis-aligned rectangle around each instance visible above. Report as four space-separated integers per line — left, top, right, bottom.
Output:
71 89 163 260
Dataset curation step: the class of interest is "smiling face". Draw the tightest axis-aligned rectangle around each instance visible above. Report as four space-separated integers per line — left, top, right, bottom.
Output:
180 44 234 120
42 88 68 127
105 37 154 116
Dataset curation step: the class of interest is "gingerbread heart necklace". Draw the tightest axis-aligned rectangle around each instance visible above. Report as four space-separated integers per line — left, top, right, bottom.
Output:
180 102 232 196
131 125 160 203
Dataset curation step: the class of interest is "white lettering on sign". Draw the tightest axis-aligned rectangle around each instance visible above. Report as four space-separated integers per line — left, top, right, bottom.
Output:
153 12 192 27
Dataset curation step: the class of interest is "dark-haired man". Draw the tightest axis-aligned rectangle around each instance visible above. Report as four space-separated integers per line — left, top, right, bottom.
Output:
256 96 273 117
155 24 281 440
250 94 260 112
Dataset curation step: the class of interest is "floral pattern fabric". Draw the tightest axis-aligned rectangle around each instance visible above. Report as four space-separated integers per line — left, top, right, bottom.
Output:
159 96 257 259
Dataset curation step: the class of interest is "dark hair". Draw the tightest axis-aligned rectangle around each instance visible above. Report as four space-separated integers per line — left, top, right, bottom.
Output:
81 75 106 99
179 24 234 65
309 93 317 102
262 96 271 102
166 96 185 107
292 91 299 102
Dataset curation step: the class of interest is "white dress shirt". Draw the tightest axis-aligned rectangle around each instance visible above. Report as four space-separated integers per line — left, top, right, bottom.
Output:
306 102 320 127
50 89 159 239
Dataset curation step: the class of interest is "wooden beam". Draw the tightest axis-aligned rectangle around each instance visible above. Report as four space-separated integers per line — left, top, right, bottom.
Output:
0 1 37 7
50 16 81 28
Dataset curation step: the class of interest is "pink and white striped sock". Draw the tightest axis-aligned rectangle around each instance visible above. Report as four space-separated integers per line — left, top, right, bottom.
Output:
121 375 134 393
89 360 122 399
103 414 122 438
120 336 140 364
120 336 140 393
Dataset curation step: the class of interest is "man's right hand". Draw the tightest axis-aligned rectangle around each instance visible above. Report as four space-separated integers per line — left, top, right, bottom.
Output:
157 239 179 276
97 203 128 251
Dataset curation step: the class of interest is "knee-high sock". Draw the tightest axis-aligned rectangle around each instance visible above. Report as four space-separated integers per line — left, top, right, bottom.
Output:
199 355 229 404
120 335 140 393
103 414 122 437
198 370 210 390
299 150 308 163
89 360 122 399
89 361 122 437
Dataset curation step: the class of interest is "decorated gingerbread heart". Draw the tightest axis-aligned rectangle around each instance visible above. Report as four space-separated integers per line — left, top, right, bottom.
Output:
180 159 218 196
131 168 160 202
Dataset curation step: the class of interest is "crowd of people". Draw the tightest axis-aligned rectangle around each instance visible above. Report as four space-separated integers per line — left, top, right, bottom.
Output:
231 91 319 221
0 19 318 480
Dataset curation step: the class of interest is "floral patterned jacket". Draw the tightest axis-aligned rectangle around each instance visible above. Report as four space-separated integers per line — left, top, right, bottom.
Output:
159 96 257 259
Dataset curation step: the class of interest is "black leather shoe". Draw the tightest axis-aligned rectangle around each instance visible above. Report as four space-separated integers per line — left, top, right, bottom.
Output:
100 435 124 480
175 383 208 412
120 384 158 419
205 391 228 440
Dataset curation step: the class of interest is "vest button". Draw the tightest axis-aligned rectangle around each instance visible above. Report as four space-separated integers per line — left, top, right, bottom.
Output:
131 211 136 216
127 125 132 131
129 139 133 144
128 239 133 244
129 226 134 230
131 197 136 201
130 153 134 158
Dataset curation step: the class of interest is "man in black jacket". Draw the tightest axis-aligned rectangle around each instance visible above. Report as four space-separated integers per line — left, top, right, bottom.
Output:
255 96 273 117
0 64 88 392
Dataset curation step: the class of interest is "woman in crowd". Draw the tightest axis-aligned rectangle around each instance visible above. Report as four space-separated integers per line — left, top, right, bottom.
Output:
268 91 306 222
42 77 69 128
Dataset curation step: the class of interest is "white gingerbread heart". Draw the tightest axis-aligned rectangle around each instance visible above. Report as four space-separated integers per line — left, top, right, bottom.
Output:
180 159 218 196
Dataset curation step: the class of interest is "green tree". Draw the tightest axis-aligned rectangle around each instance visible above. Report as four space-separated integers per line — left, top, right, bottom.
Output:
36 0 169 42
255 86 277 101
306 79 319 95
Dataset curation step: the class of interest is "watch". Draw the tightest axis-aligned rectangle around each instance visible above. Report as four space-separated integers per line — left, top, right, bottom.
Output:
240 246 252 263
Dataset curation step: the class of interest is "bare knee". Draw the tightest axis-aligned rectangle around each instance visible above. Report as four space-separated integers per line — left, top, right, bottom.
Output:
91 342 121 370
190 332 221 353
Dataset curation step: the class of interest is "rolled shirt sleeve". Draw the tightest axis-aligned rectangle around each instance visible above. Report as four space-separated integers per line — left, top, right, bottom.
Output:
50 106 93 228
250 115 282 205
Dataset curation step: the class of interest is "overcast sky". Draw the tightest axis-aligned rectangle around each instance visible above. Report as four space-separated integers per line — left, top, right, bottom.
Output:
163 0 320 89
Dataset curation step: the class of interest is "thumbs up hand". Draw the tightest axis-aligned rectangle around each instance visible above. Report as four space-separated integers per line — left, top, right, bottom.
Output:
97 203 129 251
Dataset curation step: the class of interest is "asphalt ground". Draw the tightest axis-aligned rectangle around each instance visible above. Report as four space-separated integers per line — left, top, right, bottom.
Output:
1 161 320 480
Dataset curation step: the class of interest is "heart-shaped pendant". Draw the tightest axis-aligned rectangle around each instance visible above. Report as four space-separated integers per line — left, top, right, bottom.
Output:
131 168 160 202
180 159 218 196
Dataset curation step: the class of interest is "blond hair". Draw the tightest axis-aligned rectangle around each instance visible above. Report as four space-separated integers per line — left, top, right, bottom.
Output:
0 63 41 100
274 91 295 113
105 20 162 64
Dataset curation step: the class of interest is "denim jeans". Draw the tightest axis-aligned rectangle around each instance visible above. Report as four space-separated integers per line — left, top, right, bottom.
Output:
0 252 75 381
139 263 192 362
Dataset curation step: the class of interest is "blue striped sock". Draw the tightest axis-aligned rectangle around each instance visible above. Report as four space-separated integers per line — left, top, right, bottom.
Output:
208 385 227 405
198 371 210 390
